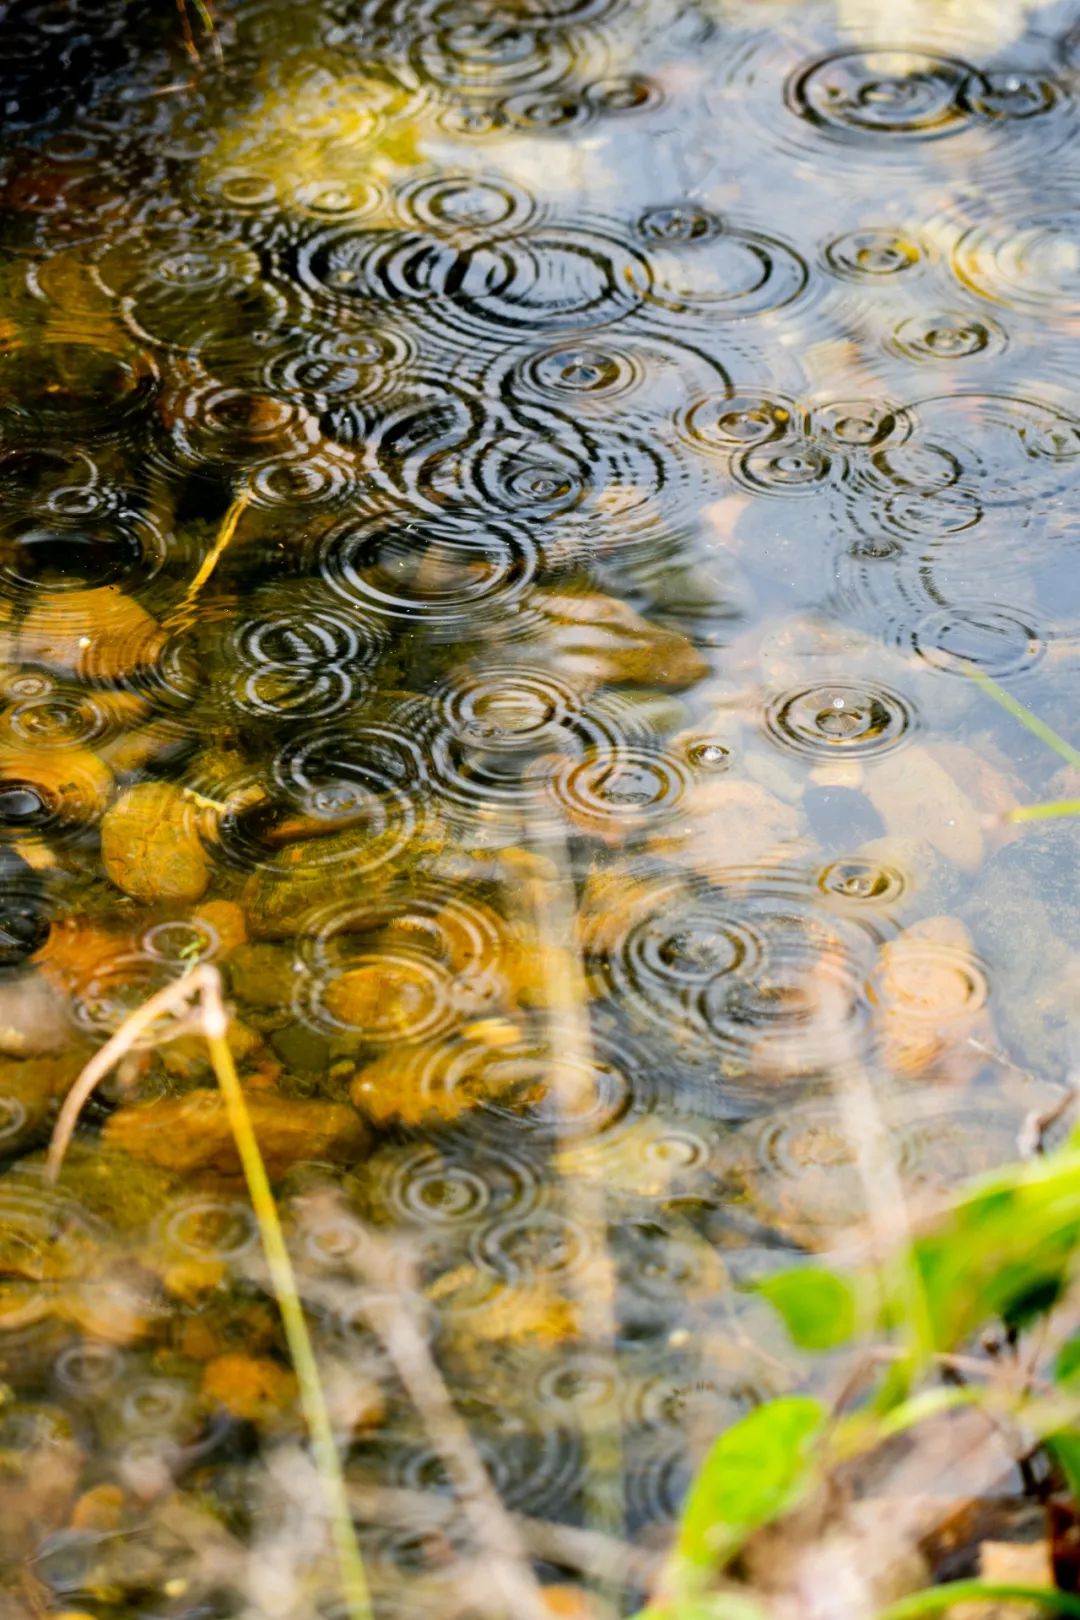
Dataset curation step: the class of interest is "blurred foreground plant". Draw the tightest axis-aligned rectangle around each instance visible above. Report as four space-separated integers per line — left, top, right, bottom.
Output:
635 1115 1080 1620
630 666 1080 1620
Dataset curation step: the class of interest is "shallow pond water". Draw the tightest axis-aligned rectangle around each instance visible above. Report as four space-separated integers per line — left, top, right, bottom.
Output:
0 0 1079 1613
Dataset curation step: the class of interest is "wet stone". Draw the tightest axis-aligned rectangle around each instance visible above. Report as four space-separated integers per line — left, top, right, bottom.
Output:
15 588 164 683
0 1051 85 1153
803 784 885 852
240 832 418 939
0 973 74 1058
103 1088 370 1179
963 828 1080 1075
225 941 298 1009
100 782 210 904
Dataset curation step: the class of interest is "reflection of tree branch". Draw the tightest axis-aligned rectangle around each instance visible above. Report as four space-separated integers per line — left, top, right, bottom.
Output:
170 492 250 626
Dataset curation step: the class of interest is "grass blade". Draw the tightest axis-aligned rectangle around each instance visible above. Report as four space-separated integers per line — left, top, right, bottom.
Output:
201 985 373 1620
879 1581 1080 1620
1007 799 1080 823
965 662 1080 772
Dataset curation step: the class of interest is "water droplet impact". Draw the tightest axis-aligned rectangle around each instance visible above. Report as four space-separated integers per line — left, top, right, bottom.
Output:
788 50 975 140
953 207 1080 317
687 740 732 771
766 682 915 759
819 859 905 905
823 228 925 279
905 604 1043 677
890 311 1006 361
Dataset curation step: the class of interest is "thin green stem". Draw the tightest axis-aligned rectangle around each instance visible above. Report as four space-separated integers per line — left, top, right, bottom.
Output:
965 662 1080 772
203 1013 373 1620
47 967 373 1620
1008 799 1080 823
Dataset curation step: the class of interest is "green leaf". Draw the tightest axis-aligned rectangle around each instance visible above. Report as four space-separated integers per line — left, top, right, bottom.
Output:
1047 1432 1080 1507
907 1148 1080 1351
878 1580 1080 1620
675 1395 826 1572
756 1266 857 1350
1056 1336 1080 1387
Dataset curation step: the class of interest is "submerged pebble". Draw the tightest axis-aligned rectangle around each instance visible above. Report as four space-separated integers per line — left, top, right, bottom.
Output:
100 782 209 904
0 0 1076 1600
103 1088 370 1178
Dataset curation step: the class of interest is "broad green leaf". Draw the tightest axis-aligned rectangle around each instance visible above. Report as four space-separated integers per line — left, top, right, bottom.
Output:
907 1148 1080 1350
756 1266 857 1350
674 1395 826 1572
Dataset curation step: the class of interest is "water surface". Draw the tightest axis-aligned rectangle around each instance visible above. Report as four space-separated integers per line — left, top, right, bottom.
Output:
0 0 1078 1613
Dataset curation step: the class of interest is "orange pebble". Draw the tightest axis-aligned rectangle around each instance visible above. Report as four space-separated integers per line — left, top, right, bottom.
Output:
71 1483 126 1532
193 899 248 958
202 1353 297 1422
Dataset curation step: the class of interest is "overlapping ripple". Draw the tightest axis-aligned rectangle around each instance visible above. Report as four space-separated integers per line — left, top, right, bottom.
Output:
585 864 889 1084
5 0 1080 1581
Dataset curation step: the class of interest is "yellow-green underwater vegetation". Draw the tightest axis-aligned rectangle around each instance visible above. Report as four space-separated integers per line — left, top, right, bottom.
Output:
5 0 1080 1615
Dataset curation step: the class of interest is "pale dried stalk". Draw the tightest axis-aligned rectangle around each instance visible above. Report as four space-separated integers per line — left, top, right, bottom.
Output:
518 822 626 1552
47 969 575 1619
834 1062 934 1368
345 1482 658 1588
770 1042 1038 1620
46 965 373 1620
353 1242 555 1620
47 969 204 1181
176 0 224 64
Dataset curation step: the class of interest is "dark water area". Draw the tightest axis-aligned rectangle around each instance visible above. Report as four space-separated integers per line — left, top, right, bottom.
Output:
0 0 1079 1613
